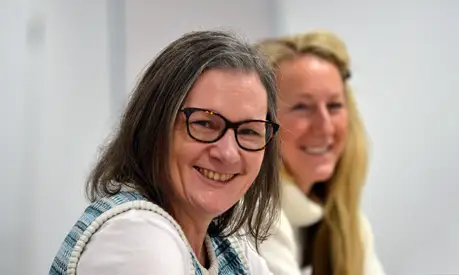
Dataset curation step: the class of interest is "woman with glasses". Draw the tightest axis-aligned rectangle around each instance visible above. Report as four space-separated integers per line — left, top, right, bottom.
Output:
254 31 385 275
49 30 280 275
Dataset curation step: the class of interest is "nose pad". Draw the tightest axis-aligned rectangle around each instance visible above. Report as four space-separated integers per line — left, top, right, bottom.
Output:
209 130 240 164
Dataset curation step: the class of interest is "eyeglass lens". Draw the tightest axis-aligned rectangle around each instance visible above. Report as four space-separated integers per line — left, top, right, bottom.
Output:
187 109 274 150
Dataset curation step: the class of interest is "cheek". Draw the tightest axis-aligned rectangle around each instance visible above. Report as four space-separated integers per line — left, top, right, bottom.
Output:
333 113 349 148
244 152 265 178
171 126 198 172
278 118 305 166
170 132 185 182
171 128 186 159
279 115 308 143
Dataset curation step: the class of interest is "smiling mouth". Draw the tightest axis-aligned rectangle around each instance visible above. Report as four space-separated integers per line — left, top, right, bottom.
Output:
301 145 331 155
194 166 237 182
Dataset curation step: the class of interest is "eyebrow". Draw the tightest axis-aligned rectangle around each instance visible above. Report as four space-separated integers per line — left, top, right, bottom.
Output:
188 107 267 122
295 91 344 100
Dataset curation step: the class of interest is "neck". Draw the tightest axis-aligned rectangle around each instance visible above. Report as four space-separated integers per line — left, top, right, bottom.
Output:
173 206 211 267
291 174 313 195
297 180 313 195
282 166 313 195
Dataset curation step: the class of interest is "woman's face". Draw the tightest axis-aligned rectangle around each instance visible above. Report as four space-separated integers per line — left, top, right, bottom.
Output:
170 68 268 219
277 54 348 193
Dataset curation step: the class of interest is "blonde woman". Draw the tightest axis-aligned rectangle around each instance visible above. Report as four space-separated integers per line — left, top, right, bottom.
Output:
254 31 385 275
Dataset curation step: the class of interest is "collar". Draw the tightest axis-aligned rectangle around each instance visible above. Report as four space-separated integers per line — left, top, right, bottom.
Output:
281 178 324 227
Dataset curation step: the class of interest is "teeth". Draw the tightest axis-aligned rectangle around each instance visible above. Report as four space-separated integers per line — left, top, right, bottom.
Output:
197 167 235 182
304 146 329 154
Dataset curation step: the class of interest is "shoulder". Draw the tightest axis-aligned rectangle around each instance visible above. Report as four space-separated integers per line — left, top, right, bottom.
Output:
77 208 192 275
257 209 302 275
231 236 273 275
358 212 376 249
358 212 387 275
261 209 297 252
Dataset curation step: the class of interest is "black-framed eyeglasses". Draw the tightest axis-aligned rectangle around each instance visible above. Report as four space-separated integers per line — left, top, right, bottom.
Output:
181 107 279 152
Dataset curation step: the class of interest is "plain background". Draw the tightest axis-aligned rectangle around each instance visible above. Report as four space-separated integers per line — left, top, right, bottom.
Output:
1 1 458 274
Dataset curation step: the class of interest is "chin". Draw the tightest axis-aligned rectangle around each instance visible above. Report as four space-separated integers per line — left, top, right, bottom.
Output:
311 165 335 182
192 189 240 217
313 173 333 182
198 201 234 217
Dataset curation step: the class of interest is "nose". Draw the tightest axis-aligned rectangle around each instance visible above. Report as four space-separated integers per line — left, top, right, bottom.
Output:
311 105 334 136
209 130 241 165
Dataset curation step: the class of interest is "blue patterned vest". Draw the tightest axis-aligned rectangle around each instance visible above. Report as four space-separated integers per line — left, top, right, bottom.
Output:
49 191 249 275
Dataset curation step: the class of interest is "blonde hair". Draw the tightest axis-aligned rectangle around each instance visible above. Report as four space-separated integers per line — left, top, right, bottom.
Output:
255 31 368 275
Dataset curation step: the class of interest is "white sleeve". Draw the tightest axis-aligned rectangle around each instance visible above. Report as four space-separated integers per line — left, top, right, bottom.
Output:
77 209 191 275
360 213 386 275
258 210 302 275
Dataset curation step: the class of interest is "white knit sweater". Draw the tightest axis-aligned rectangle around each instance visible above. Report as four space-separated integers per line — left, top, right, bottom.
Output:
259 179 386 275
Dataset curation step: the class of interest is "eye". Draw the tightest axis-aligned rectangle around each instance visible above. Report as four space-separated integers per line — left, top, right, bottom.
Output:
327 102 344 111
291 103 310 111
238 128 262 136
191 120 217 129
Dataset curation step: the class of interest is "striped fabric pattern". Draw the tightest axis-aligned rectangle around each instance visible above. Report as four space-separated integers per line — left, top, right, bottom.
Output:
211 236 248 274
48 191 249 275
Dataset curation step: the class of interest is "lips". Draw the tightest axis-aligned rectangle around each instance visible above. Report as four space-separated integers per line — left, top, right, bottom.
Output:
194 166 236 182
301 145 331 155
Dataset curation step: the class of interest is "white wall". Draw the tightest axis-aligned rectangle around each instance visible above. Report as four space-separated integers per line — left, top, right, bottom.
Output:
28 1 113 274
277 1 459 274
124 0 278 94
0 1 29 274
1 0 113 274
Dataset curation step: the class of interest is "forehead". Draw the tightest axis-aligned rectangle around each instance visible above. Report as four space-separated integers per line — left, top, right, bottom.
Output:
184 68 268 120
277 55 344 100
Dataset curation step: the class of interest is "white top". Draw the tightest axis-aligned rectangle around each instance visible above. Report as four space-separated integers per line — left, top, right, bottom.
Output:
259 180 386 275
76 208 273 275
